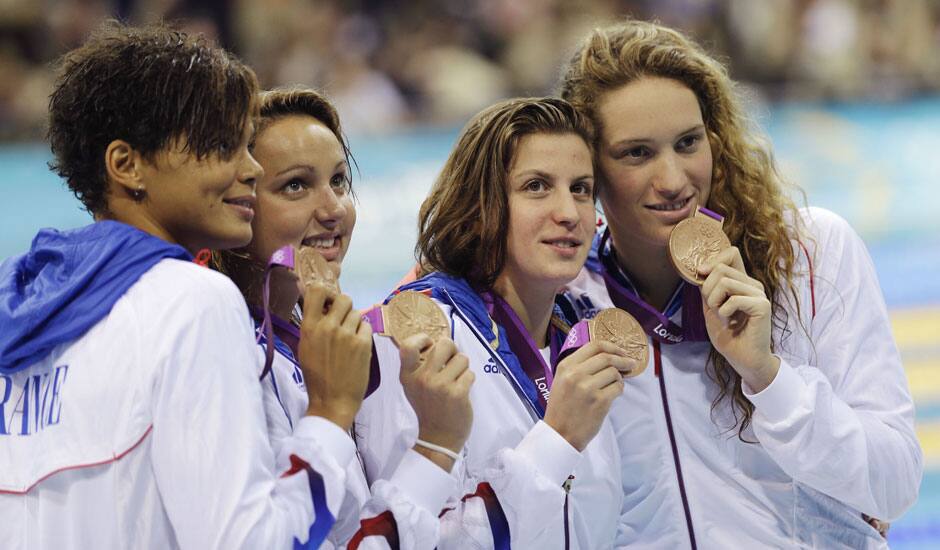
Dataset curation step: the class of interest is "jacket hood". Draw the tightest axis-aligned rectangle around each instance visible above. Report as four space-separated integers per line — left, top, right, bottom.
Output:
0 221 191 373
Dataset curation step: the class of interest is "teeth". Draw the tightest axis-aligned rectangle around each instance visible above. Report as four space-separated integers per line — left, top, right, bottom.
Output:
550 240 577 248
305 237 337 249
651 198 689 211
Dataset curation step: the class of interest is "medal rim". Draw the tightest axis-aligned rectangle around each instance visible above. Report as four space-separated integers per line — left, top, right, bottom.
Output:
668 216 732 286
384 290 450 345
294 246 340 294
589 308 649 378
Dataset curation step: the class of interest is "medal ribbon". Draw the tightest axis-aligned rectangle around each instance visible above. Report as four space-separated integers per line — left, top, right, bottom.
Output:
249 304 301 357
482 291 563 412
257 245 297 380
597 229 710 345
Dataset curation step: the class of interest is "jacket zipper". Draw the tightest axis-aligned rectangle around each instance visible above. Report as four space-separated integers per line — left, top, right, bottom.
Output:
562 475 574 550
653 341 697 549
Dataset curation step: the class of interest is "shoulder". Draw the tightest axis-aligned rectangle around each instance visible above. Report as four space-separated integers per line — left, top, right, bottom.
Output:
120 258 253 350
788 207 868 268
790 206 861 249
133 258 246 314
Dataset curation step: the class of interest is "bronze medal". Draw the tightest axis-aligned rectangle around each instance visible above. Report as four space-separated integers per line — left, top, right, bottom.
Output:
294 246 340 295
589 308 648 377
384 290 450 345
668 208 731 286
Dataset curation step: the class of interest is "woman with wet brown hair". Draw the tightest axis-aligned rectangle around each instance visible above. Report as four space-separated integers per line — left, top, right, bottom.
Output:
214 86 474 549
356 97 637 549
558 19 920 548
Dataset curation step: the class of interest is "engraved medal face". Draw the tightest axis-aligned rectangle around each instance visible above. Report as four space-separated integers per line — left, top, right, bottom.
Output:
294 246 340 294
384 290 450 345
668 216 731 286
590 308 649 377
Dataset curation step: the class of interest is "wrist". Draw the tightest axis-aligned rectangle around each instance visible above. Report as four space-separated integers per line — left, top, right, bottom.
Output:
306 398 359 431
416 429 465 455
542 415 585 452
740 354 780 394
412 444 457 472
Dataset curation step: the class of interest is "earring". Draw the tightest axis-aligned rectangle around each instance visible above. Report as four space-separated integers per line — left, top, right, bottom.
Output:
130 184 145 200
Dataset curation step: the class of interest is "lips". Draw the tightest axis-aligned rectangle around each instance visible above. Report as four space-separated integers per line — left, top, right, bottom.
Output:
223 195 255 221
645 195 695 223
646 196 692 212
542 236 584 258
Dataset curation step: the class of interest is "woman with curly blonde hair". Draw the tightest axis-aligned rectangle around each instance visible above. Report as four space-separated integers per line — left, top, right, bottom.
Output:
558 19 920 548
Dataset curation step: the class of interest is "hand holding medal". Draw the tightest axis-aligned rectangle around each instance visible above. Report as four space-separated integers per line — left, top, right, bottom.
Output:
670 207 779 393
559 308 649 378
668 206 732 286
546 330 635 451
263 245 373 431
362 291 474 471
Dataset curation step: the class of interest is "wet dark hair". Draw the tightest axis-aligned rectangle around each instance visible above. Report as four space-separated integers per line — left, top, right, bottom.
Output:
211 87 356 299
257 87 356 194
417 97 595 289
48 20 260 214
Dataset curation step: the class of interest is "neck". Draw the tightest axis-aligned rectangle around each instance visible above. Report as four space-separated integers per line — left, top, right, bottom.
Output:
492 275 555 348
608 230 681 311
103 198 196 253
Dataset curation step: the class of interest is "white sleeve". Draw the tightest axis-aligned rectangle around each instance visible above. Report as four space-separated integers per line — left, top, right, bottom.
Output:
745 210 922 520
357 334 581 549
341 450 458 549
435 421 581 549
149 284 356 549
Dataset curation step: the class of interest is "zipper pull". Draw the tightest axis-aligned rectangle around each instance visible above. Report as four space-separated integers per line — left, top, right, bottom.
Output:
562 474 575 493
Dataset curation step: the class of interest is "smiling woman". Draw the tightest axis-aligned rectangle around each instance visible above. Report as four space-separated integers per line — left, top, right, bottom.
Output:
558 18 922 549
0 22 372 550
212 86 477 549
356 97 635 549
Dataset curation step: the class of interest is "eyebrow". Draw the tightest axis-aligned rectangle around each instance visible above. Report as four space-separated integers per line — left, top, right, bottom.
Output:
513 168 594 182
608 124 705 148
275 160 347 178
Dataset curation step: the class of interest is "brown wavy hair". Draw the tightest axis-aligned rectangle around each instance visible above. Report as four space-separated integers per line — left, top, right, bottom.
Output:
417 97 595 289
559 20 805 439
48 20 259 215
211 87 354 305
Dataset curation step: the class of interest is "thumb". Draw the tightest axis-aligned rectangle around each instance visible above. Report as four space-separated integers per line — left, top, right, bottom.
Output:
399 333 433 374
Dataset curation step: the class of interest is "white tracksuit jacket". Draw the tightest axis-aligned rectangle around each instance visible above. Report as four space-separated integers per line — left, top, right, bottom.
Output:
0 259 354 549
560 207 922 549
355 285 625 549
261 331 459 549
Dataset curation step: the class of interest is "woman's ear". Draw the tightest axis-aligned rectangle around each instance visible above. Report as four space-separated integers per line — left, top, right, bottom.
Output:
104 139 146 200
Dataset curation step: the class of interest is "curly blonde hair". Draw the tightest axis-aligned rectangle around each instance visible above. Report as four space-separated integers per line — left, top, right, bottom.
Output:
559 20 805 439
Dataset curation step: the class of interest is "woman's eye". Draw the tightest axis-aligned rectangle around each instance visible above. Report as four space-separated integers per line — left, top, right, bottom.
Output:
524 179 548 192
331 173 350 192
282 178 306 194
677 134 701 151
619 146 650 160
571 181 593 196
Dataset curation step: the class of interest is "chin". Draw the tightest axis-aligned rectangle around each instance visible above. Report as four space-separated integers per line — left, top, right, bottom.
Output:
215 228 254 251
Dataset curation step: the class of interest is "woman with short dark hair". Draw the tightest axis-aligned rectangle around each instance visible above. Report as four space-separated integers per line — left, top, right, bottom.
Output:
0 22 371 549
